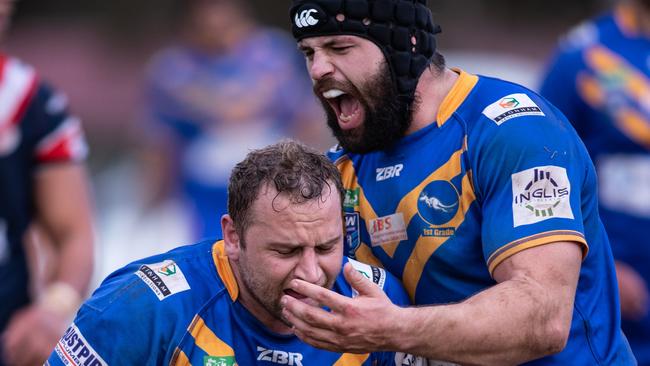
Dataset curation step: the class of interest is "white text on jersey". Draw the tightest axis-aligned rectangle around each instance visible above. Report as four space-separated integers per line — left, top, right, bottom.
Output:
376 164 404 181
257 346 303 366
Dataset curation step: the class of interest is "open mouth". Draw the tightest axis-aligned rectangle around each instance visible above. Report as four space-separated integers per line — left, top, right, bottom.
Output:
284 289 306 300
322 88 363 130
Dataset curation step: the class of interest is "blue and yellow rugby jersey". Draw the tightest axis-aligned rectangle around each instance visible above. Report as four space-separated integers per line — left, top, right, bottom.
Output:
540 4 650 364
330 69 635 365
46 240 412 366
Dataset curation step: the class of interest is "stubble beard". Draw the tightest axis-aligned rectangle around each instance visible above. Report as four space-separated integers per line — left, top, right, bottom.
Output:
237 249 291 327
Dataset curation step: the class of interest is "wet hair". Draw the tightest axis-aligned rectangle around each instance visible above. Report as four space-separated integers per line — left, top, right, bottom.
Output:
228 140 344 238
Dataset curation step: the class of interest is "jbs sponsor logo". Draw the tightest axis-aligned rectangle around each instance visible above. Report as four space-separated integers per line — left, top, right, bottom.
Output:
376 164 403 181
512 166 573 227
367 213 407 246
135 260 190 301
54 324 107 366
257 346 303 366
482 93 545 125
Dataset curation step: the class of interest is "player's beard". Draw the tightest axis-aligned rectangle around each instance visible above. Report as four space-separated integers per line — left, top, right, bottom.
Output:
236 248 290 327
317 63 414 154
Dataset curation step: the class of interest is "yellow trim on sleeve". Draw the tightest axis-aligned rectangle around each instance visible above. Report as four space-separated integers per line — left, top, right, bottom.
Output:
487 231 589 275
437 68 479 127
212 241 239 301
333 353 370 365
189 315 236 357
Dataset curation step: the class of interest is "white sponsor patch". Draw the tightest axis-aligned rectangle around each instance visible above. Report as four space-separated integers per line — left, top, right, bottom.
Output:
135 259 190 301
367 213 407 246
482 93 545 125
512 166 573 227
55 323 107 366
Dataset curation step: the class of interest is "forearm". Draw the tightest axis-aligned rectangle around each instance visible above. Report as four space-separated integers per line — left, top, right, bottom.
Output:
52 229 94 294
35 164 95 299
390 277 571 365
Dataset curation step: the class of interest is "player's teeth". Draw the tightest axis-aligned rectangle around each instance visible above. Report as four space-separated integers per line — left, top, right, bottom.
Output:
323 89 345 99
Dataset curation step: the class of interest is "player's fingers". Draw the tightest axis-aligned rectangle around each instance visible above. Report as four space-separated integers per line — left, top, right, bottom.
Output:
281 294 339 329
288 279 350 312
343 263 381 297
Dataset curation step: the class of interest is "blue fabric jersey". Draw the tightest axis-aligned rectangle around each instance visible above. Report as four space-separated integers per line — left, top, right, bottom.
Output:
330 69 636 365
46 240 413 366
540 5 650 364
0 55 87 333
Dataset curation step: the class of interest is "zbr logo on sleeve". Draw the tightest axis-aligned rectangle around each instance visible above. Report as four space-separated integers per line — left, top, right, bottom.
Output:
511 166 573 227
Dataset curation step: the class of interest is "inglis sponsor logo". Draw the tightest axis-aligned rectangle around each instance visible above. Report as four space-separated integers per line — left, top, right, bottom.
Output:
512 166 574 227
257 346 303 366
54 324 107 366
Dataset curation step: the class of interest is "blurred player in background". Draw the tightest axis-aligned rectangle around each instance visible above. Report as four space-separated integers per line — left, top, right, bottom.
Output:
0 0 94 365
540 0 650 363
142 0 327 241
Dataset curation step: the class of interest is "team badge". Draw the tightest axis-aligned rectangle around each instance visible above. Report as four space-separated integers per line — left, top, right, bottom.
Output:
417 180 460 237
344 212 361 257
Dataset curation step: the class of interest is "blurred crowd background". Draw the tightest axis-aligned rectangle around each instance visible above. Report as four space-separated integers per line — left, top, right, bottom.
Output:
7 0 611 287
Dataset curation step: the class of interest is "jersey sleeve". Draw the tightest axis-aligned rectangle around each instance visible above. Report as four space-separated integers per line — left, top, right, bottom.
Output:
26 83 88 164
46 257 199 366
469 93 590 276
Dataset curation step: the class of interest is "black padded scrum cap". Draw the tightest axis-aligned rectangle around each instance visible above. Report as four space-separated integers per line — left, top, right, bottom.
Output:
290 0 442 102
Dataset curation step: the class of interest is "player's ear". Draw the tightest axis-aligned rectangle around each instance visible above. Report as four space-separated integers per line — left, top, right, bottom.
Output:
221 214 241 260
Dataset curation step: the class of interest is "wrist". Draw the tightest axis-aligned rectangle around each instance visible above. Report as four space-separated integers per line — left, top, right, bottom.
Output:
37 281 83 318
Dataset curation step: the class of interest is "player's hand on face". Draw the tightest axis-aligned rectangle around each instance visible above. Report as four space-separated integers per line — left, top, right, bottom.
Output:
281 262 401 353
2 304 69 366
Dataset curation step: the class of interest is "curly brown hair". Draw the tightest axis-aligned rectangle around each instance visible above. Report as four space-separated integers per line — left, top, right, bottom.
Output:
227 140 344 239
